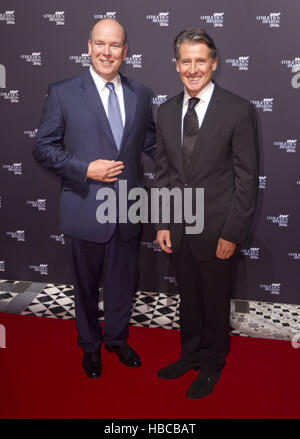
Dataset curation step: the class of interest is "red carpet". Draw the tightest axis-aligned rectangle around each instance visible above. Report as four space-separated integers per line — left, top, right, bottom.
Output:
0 312 299 419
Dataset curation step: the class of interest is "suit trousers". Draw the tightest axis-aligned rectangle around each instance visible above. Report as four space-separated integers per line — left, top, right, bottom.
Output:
173 234 234 375
65 226 138 353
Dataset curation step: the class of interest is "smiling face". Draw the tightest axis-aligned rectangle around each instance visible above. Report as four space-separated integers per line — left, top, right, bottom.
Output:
176 41 217 97
88 19 128 81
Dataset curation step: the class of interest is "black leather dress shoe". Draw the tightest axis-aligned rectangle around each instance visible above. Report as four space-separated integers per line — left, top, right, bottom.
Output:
82 351 102 378
157 361 199 380
186 371 221 399
105 342 141 367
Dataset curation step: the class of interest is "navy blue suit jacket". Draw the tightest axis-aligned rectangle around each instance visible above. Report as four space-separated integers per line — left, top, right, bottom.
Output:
34 70 156 243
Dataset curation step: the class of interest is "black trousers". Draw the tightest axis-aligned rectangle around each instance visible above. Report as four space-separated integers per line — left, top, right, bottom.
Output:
65 227 138 353
173 235 234 375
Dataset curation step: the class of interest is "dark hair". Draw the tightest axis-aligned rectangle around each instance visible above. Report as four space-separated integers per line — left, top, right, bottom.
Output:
89 18 127 46
174 28 217 60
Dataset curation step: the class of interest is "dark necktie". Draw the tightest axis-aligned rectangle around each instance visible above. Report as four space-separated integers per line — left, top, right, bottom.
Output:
105 82 124 149
182 97 200 174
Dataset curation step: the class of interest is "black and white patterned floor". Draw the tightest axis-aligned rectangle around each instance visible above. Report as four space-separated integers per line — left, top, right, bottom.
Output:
1 280 300 341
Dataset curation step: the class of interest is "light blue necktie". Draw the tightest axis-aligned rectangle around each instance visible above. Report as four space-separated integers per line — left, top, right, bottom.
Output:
105 82 123 149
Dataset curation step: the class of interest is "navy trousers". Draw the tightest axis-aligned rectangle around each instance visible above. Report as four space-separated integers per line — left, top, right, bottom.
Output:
65 227 138 353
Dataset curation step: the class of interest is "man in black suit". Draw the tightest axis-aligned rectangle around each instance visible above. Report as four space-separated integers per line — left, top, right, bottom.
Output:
33 19 156 378
155 28 258 398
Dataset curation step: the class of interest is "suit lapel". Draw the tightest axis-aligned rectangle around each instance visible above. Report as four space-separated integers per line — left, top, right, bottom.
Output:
118 75 137 156
186 84 222 179
172 92 186 178
80 70 118 152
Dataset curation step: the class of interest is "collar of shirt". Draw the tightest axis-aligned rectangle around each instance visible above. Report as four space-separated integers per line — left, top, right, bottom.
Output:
89 66 122 94
183 81 215 109
89 66 125 125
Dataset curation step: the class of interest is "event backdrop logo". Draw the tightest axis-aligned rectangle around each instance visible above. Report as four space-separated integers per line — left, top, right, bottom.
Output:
43 11 65 25
94 11 116 20
50 234 65 245
256 12 281 28
0 10 15 24
0 90 19 103
24 129 38 138
259 283 281 295
27 199 47 211
29 264 48 275
6 231 25 242
274 139 297 153
259 176 267 189
225 56 250 71
152 94 168 106
124 54 142 69
266 214 289 227
69 53 90 67
288 252 300 260
146 12 169 27
200 12 224 27
251 98 274 112
0 261 5 272
240 248 260 259
3 162 22 174
20 52 42 66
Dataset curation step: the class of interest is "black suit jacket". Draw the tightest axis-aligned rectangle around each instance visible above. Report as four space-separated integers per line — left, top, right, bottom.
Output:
154 83 259 260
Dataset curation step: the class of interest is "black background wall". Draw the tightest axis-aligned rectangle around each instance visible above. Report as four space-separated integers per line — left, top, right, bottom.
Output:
0 0 299 304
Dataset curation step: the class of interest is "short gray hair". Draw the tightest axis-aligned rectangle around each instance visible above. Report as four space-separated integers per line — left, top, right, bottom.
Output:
174 28 217 60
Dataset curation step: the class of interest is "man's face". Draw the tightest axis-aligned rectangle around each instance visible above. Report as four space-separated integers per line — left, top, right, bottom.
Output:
88 20 128 81
176 42 217 97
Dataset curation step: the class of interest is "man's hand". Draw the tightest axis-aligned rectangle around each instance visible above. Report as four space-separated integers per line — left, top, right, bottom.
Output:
156 230 173 254
216 238 236 259
86 159 124 182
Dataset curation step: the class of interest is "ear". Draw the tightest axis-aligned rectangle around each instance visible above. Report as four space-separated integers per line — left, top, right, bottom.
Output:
212 57 218 71
122 44 128 60
176 60 180 73
88 40 92 56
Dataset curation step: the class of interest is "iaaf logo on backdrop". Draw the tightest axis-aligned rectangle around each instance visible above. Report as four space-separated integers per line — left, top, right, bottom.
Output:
0 261 5 272
152 94 168 106
164 276 177 286
50 234 65 245
43 11 65 25
69 53 90 67
146 12 169 27
0 90 19 103
3 162 22 175
27 199 47 211
29 264 48 275
281 57 300 73
266 214 289 227
6 230 25 242
144 171 155 180
288 252 300 260
94 12 116 20
256 12 281 28
20 52 42 66
251 98 274 112
24 129 38 138
240 248 260 260
124 54 142 69
141 241 162 252
225 56 250 71
259 176 267 189
274 139 297 153
200 12 224 27
0 10 15 24
259 283 281 295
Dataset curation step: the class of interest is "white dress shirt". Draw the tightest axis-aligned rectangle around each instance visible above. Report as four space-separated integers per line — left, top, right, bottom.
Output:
89 66 126 127
181 81 215 143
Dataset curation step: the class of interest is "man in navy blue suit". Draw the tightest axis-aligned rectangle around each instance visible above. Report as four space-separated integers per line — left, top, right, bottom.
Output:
33 19 156 378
